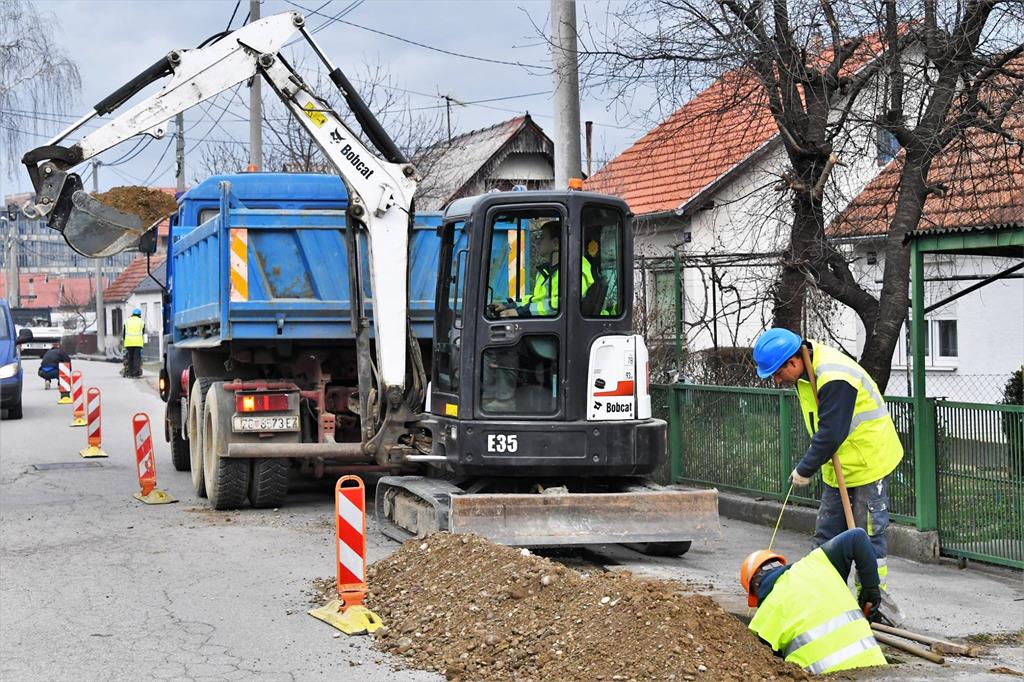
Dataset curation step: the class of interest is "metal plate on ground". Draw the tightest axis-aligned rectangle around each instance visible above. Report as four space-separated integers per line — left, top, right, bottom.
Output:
32 461 105 471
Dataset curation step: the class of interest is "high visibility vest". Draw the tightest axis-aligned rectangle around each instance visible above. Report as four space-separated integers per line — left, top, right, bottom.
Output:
750 548 887 674
123 315 146 348
523 259 594 316
796 341 903 488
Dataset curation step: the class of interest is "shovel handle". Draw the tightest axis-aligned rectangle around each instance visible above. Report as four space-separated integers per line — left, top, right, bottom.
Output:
801 345 856 531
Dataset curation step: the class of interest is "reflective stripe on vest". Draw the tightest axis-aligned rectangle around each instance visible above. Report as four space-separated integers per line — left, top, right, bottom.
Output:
796 342 904 488
524 259 593 316
749 548 887 674
123 316 145 348
806 636 881 674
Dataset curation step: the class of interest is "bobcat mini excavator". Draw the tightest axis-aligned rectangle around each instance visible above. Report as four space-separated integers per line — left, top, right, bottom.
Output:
20 11 718 553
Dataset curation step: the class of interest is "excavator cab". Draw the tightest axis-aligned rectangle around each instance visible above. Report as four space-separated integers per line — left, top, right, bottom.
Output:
428 190 664 477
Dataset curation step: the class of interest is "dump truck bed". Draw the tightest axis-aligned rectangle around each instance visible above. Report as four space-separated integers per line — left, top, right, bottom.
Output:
171 180 442 347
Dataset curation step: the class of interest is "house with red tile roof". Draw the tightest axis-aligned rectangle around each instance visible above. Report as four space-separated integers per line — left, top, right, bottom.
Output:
101 254 166 356
586 41 1022 400
584 50 896 359
826 89 1024 402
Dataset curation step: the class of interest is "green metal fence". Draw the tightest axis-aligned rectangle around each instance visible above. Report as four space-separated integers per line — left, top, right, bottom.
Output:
654 383 1023 569
935 401 1024 567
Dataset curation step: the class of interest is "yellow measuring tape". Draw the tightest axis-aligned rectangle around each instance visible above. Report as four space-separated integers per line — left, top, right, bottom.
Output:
748 482 795 617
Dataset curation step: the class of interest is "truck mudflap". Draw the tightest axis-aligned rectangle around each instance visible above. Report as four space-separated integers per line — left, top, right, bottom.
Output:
376 476 721 547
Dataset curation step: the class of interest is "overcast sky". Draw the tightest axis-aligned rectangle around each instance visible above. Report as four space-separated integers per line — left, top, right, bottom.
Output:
4 0 654 198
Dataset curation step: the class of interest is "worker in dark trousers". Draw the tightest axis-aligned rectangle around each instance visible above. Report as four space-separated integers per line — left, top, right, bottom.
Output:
122 308 145 378
753 328 904 626
742 527 887 674
38 342 71 391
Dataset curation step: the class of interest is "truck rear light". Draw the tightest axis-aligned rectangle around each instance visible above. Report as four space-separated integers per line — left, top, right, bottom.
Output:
236 393 290 413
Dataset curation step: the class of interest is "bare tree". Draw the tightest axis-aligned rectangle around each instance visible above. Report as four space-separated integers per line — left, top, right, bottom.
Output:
199 59 444 179
581 0 1024 389
0 0 81 174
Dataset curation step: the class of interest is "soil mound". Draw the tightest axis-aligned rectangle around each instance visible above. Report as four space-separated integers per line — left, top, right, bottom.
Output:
93 186 177 226
367 533 807 681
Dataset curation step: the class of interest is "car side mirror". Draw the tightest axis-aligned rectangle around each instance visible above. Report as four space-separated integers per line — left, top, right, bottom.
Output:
138 225 158 254
16 328 33 345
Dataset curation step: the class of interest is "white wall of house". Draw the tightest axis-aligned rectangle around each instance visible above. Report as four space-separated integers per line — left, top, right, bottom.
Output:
491 153 554 181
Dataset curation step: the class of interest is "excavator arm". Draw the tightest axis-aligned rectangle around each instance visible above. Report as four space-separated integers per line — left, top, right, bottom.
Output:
21 11 421 458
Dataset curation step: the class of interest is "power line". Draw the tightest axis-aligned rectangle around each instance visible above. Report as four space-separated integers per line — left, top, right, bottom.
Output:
285 0 544 69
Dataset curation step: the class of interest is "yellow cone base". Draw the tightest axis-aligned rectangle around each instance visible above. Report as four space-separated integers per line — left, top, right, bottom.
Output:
69 417 87 427
79 446 108 458
308 601 383 636
57 396 72 404
133 489 176 505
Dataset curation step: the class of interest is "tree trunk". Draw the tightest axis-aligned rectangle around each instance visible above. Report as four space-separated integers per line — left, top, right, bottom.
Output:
773 186 822 333
859 156 930 391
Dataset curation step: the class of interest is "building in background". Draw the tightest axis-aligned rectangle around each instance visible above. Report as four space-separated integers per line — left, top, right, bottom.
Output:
413 115 554 211
102 254 166 358
126 259 166 363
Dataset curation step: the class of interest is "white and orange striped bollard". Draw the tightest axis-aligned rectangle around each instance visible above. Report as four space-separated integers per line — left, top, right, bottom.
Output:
69 371 86 427
57 362 72 404
308 476 383 635
131 413 175 504
79 387 107 458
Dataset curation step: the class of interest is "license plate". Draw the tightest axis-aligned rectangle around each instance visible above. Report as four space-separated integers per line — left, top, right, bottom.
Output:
232 415 299 432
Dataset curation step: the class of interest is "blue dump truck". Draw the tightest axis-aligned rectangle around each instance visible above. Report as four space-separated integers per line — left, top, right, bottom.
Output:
159 173 443 507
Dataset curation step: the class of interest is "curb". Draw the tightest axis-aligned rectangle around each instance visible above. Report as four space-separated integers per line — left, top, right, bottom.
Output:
717 491 940 564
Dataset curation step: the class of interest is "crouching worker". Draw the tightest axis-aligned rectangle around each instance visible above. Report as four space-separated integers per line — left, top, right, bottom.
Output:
38 342 70 391
741 528 887 675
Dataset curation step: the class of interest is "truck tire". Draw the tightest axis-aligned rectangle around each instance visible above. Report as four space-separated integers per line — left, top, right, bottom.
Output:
169 428 190 471
188 378 215 498
202 382 250 510
249 459 290 508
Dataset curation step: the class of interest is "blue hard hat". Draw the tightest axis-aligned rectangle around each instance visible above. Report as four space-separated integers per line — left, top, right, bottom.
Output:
753 328 803 379
132 308 142 316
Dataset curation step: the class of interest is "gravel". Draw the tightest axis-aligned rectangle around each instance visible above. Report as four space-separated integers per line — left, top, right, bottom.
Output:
365 533 808 681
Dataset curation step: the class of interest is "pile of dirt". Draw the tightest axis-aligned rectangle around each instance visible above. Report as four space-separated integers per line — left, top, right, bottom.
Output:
93 186 177 226
366 533 807 681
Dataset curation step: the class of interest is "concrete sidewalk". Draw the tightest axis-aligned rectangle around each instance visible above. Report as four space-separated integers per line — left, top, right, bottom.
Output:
591 514 1023 679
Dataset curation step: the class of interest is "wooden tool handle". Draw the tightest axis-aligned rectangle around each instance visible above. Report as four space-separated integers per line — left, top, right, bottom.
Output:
800 345 856 530
872 631 946 664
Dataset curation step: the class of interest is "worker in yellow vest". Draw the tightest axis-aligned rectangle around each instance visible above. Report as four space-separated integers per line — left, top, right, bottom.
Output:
122 308 146 379
742 527 887 674
753 328 904 626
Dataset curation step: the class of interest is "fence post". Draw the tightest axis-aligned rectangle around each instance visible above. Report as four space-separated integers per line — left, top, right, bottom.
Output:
673 252 682 372
779 391 792 496
668 386 683 483
914 397 938 531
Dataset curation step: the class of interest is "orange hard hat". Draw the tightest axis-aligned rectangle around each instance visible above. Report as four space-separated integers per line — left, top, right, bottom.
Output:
740 549 787 607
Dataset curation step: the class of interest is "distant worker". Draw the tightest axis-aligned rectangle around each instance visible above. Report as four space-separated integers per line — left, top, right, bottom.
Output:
742 528 887 674
753 328 904 625
38 342 71 391
122 308 146 378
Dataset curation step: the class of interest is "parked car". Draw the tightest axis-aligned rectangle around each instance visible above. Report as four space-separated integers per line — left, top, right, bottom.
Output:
0 301 31 419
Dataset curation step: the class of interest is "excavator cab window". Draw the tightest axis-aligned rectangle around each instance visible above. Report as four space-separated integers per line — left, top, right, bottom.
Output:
581 204 624 317
434 220 467 395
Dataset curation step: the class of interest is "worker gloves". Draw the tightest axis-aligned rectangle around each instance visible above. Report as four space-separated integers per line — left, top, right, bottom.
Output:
859 585 882 622
789 469 811 487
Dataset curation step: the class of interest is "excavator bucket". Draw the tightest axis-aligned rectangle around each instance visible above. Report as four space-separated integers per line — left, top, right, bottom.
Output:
31 168 147 258
59 189 146 258
447 487 721 547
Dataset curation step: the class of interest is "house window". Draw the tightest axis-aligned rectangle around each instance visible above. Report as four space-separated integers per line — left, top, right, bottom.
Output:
937 320 958 357
653 270 677 330
876 127 900 165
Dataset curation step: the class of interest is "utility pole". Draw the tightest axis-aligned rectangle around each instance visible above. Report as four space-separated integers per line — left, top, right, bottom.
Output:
93 160 106 355
551 0 583 189
249 0 262 171
175 112 186 192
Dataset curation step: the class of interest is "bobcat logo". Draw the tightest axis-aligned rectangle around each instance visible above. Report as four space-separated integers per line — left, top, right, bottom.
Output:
593 401 602 411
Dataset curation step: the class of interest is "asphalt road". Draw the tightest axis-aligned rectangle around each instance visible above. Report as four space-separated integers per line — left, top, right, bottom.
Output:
1 358 1021 681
